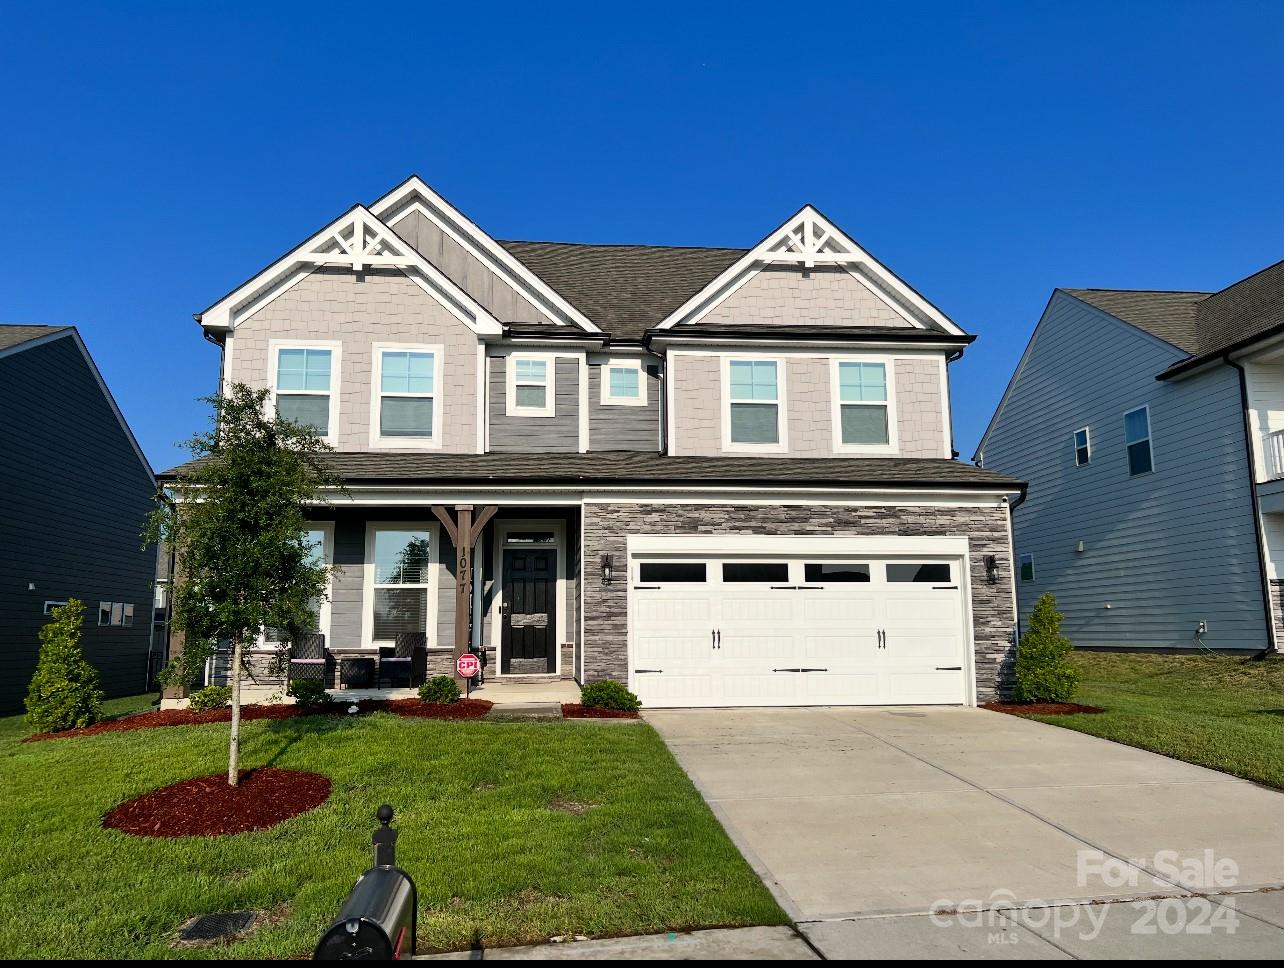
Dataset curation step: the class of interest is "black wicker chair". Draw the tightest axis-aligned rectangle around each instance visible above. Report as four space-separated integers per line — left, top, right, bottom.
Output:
288 632 328 683
379 632 427 688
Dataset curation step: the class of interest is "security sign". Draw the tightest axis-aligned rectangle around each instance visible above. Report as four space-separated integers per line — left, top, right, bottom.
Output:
456 654 480 679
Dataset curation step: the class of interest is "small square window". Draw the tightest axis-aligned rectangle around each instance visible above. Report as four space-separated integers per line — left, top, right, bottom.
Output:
1020 555 1035 582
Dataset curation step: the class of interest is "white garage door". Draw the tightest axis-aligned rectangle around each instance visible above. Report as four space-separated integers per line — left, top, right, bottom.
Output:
629 553 969 708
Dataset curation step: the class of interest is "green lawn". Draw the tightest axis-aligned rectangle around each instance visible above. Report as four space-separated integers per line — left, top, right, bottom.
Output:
0 698 784 959
1027 652 1284 790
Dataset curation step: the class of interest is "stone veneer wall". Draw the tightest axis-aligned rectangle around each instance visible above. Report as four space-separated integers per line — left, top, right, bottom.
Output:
581 502 1017 701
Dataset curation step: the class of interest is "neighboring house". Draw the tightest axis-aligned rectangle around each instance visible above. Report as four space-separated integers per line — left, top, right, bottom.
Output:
159 175 1024 708
976 260 1284 654
0 325 157 713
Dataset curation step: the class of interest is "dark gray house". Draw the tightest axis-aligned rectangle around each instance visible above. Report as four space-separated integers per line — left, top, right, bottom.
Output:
0 325 156 712
976 260 1284 654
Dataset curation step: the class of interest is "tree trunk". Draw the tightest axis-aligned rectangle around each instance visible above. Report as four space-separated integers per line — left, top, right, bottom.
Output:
227 637 243 787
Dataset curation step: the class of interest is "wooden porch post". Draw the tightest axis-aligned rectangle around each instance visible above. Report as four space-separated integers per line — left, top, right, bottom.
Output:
433 504 499 686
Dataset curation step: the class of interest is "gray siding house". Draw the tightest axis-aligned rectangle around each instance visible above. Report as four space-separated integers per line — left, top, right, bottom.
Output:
0 325 157 712
160 176 1024 709
977 261 1284 654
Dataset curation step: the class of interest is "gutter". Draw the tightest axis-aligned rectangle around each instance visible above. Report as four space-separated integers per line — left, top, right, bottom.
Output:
1158 320 1284 381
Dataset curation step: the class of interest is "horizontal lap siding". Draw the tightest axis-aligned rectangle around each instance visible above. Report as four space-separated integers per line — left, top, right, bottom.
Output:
0 337 156 712
588 364 661 451
981 293 1266 650
488 357 580 452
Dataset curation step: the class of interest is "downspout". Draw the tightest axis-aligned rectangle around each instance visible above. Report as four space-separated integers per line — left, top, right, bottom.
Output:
1226 356 1277 658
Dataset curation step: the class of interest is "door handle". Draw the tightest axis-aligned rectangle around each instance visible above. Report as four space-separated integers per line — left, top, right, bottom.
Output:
716 630 721 649
712 630 717 650
936 666 962 671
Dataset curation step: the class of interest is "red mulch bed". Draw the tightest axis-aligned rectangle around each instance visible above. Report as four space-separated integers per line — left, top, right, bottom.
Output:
562 704 640 719
102 768 332 837
982 701 1106 716
25 698 494 742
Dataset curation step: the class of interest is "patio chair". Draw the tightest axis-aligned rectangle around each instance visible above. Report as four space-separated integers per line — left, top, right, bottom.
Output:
288 632 328 684
379 632 427 688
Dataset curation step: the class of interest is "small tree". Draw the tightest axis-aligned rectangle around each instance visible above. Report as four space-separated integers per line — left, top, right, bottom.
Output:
1013 592 1082 703
147 384 337 786
25 599 104 732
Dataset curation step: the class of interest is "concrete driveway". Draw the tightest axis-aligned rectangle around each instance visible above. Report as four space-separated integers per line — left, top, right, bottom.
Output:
647 707 1284 959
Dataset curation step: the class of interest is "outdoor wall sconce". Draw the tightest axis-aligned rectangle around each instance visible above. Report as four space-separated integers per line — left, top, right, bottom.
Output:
984 555 999 584
600 554 614 585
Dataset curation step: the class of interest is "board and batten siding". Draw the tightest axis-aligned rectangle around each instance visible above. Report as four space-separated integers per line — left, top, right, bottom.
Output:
588 362 660 451
487 356 580 452
979 291 1267 651
0 335 156 712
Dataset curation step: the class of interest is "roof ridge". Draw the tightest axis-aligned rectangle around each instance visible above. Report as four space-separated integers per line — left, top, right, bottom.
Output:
1207 257 1284 299
1062 287 1213 297
500 238 748 253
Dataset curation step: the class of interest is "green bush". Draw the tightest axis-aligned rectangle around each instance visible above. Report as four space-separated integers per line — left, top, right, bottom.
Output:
580 679 641 712
1013 593 1082 703
25 599 104 733
288 678 331 707
419 676 461 704
188 685 232 712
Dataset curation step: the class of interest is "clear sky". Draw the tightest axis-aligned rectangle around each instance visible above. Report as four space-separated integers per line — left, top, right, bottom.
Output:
2 1 1282 471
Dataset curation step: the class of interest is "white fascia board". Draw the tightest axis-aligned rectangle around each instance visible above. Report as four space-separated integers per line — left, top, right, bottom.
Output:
655 204 967 337
197 205 503 337
370 175 602 334
649 335 970 353
627 533 971 558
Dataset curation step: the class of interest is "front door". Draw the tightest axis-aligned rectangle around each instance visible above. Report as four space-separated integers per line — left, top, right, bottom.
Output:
501 548 557 674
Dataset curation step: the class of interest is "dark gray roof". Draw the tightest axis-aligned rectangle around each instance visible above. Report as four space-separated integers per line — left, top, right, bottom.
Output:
656 325 974 344
1190 259 1284 361
0 324 70 352
1062 290 1208 353
499 240 747 341
158 451 1023 491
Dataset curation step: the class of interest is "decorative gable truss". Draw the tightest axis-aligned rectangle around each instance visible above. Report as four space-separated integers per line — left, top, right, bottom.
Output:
655 205 968 336
197 205 503 337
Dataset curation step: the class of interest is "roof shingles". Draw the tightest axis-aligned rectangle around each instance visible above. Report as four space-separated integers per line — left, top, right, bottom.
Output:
0 324 69 352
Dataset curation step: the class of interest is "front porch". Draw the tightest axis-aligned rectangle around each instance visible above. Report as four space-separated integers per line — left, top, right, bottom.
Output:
194 677 583 710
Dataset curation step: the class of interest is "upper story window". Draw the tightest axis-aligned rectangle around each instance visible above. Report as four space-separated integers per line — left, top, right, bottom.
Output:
601 359 647 406
272 344 338 441
1019 554 1035 582
835 360 893 450
1074 427 1091 466
1124 407 1153 476
726 359 781 446
507 355 555 417
373 345 441 446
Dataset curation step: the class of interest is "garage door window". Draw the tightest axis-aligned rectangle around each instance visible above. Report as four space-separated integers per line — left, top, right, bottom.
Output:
638 562 707 583
722 562 789 583
887 563 952 583
804 562 871 583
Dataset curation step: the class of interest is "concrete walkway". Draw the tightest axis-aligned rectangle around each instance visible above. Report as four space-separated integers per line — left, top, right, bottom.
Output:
647 706 1284 959
416 926 817 960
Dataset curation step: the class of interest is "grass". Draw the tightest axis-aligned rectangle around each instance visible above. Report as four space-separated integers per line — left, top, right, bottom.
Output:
1027 652 1284 790
0 697 784 959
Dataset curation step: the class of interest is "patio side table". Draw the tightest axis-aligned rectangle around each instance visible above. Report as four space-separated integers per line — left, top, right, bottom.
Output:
339 656 376 690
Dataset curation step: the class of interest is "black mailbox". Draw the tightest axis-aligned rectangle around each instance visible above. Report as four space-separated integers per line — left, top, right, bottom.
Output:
315 805 417 960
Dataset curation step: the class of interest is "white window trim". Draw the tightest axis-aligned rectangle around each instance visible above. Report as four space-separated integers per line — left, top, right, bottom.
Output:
488 518 568 676
600 358 648 407
42 600 68 616
362 522 441 651
369 343 444 449
255 522 334 652
1073 426 1092 466
721 354 789 453
829 356 900 455
506 353 556 417
267 339 342 446
1123 405 1155 476
1020 553 1036 582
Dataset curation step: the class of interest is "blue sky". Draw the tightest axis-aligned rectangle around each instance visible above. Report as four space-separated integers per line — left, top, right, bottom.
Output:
2 1 1282 470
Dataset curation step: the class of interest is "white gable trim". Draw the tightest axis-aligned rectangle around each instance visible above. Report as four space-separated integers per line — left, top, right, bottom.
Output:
370 176 602 334
198 205 503 337
655 205 966 337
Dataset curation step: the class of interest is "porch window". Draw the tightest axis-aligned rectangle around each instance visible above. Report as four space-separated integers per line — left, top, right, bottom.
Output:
371 528 432 644
508 356 554 416
274 347 333 436
728 360 780 444
1124 407 1153 476
836 362 890 446
265 527 329 645
378 350 437 438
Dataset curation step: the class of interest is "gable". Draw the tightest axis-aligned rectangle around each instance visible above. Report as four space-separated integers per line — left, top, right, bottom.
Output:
700 265 916 328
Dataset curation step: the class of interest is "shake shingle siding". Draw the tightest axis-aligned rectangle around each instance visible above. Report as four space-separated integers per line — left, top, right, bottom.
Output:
980 291 1267 650
0 335 155 712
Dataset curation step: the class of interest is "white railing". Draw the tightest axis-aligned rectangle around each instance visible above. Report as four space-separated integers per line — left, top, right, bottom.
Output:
1263 429 1284 481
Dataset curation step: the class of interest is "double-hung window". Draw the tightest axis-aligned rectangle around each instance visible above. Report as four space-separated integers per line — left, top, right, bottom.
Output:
728 359 781 445
274 346 335 438
370 527 434 647
375 346 439 444
1124 407 1153 476
264 525 331 646
836 361 892 448
508 356 554 416
1074 427 1091 466
601 360 646 406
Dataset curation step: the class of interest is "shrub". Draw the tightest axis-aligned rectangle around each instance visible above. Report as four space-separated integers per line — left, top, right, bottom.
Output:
419 676 461 705
1013 592 1082 703
288 678 331 707
580 679 641 712
189 685 233 712
25 599 105 733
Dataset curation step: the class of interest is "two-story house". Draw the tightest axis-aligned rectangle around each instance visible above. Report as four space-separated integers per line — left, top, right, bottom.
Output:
159 176 1024 708
976 260 1284 655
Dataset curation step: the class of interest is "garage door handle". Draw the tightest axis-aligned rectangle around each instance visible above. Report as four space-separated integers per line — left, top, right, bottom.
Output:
933 585 959 590
799 668 828 673
797 585 823 590
936 666 962 671
770 585 797 590
773 667 802 673
635 669 664 674
633 585 661 590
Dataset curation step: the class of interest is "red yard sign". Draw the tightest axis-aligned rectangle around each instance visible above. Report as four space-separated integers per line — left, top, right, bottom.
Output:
456 654 480 679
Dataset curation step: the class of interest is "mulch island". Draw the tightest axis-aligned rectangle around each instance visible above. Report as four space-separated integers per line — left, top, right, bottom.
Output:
982 701 1105 716
562 704 640 719
102 768 331 837
25 698 494 742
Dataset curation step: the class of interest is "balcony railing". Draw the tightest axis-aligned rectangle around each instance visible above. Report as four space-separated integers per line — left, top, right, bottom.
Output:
1264 429 1284 481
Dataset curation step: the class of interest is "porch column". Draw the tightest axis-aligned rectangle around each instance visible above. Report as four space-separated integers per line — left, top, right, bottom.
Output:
433 504 498 684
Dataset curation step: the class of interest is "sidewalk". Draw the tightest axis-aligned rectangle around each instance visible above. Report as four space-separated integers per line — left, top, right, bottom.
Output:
415 926 817 960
